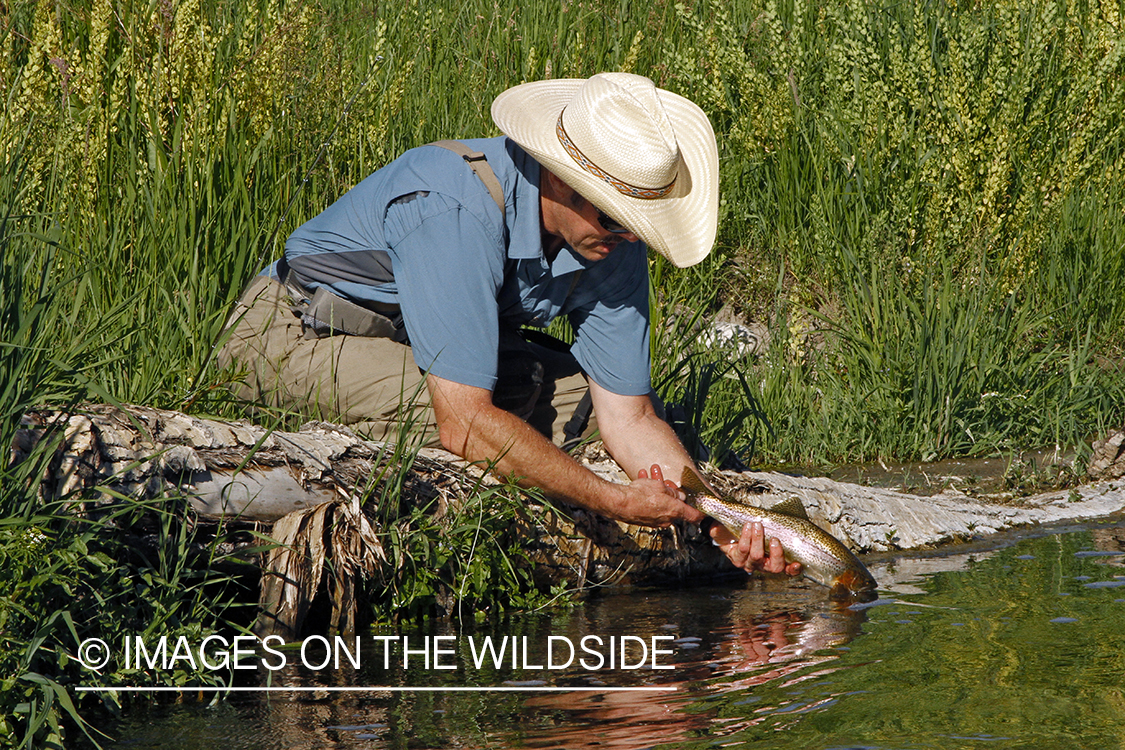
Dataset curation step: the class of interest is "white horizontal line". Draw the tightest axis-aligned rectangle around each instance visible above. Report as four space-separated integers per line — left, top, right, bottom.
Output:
75 686 676 693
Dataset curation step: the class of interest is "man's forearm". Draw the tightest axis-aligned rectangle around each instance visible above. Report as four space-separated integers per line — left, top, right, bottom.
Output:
601 410 695 481
457 403 623 512
428 375 698 526
588 382 697 483
428 377 627 517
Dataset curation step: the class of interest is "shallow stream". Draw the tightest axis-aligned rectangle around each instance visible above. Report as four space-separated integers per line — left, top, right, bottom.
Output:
106 519 1125 749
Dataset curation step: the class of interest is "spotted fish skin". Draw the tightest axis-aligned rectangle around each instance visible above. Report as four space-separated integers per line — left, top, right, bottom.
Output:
682 470 877 602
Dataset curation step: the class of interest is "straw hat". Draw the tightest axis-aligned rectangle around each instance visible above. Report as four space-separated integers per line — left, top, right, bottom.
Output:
491 72 719 268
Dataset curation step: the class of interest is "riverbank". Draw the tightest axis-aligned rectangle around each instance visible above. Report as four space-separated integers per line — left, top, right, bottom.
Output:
4 401 1124 746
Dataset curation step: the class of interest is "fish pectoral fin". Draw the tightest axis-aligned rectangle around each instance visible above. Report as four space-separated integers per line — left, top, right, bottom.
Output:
769 495 810 521
679 468 710 498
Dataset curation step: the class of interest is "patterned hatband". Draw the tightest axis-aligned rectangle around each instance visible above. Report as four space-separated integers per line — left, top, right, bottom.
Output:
555 110 676 200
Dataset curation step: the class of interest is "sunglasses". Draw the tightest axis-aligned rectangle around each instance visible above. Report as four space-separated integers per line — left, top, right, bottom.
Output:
596 207 631 235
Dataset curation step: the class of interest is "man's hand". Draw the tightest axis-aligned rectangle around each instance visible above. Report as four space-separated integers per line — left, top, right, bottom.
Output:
710 522 803 577
617 465 704 527
640 463 801 577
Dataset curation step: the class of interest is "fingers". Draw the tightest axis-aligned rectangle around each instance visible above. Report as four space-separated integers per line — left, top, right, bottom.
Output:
637 464 688 501
710 522 756 572
645 464 679 492
638 463 679 490
762 536 786 574
749 521 765 562
620 474 696 527
625 465 704 526
711 521 800 577
637 465 668 488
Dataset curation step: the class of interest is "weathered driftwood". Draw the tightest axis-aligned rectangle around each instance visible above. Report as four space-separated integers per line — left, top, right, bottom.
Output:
17 404 1125 635
15 404 736 635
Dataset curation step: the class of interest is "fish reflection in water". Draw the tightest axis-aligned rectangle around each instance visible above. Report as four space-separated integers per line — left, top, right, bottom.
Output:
213 594 868 750
514 598 866 750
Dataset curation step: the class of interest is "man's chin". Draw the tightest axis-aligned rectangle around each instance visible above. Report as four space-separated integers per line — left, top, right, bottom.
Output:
593 241 619 258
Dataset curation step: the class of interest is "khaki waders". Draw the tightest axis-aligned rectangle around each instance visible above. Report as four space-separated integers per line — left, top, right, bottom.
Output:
216 275 594 447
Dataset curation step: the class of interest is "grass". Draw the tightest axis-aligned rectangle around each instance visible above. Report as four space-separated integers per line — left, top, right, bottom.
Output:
661 0 1125 464
2 0 1125 744
5 0 1123 456
750 250 1123 465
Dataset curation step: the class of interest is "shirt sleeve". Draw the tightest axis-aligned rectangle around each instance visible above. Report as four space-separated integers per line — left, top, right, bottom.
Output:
383 191 506 390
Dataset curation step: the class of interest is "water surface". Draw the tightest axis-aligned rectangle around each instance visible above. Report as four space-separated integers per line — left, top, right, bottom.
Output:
107 522 1125 749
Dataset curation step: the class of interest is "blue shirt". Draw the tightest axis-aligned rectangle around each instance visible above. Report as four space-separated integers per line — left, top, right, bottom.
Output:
279 137 652 396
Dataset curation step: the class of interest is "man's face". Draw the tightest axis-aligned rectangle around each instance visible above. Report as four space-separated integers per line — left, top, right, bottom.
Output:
566 190 639 262
541 172 639 262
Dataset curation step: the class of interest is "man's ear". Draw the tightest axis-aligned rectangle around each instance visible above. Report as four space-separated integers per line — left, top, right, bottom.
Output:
542 169 570 200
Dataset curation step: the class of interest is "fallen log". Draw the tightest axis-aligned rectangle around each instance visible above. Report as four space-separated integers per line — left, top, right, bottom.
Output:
16 404 1125 636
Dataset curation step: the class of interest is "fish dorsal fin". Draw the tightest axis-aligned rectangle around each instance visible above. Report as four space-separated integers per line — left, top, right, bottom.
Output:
770 495 810 520
679 468 710 497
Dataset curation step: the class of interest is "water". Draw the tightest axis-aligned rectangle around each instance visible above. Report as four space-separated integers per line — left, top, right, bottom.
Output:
821 449 1073 497
105 522 1125 749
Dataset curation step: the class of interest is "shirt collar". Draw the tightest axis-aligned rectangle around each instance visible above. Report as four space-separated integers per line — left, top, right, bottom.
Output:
504 140 626 276
505 141 545 261
551 247 588 276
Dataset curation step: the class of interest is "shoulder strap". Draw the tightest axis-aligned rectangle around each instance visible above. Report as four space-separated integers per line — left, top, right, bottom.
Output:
429 140 506 218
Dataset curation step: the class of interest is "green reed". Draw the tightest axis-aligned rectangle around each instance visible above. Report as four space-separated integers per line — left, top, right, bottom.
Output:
747 250 1124 465
670 0 1125 464
7 0 1120 461
0 130 250 748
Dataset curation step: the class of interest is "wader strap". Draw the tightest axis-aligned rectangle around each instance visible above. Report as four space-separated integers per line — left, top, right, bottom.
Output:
561 388 594 453
429 141 586 296
429 140 506 218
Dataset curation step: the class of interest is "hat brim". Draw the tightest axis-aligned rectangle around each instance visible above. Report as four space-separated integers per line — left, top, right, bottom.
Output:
492 79 719 268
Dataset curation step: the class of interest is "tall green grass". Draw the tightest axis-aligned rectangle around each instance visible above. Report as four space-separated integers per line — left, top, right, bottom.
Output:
668 0 1125 463
749 250 1122 464
6 0 1122 462
0 128 251 748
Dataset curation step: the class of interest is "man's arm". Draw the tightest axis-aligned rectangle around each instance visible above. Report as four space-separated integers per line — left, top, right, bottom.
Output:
430 374 799 576
427 374 700 527
590 380 801 577
587 379 693 482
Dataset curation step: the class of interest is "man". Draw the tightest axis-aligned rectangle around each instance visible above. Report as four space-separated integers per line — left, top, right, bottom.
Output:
220 72 800 577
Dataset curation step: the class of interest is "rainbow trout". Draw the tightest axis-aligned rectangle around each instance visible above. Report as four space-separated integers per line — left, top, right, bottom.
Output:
681 469 878 602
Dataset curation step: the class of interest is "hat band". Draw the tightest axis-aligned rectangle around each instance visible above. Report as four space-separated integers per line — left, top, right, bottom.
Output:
556 111 676 200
